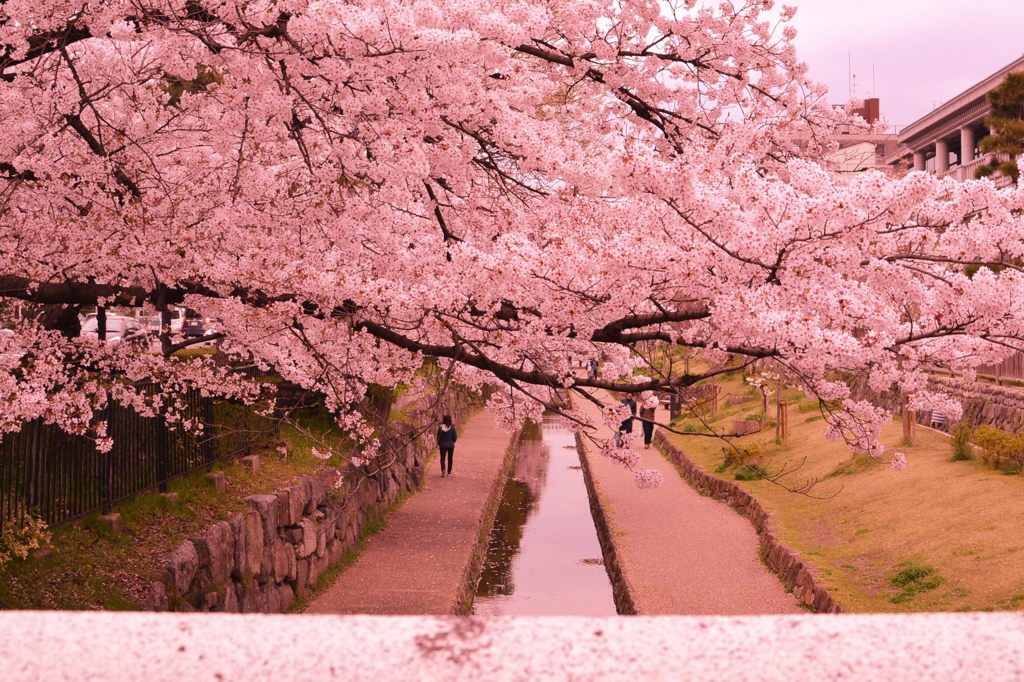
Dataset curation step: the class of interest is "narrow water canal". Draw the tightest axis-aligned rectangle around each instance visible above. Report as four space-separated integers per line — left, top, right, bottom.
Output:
472 414 617 615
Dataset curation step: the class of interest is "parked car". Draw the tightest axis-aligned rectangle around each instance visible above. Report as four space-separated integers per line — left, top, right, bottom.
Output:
182 309 217 338
80 314 148 345
143 309 184 335
182 309 204 338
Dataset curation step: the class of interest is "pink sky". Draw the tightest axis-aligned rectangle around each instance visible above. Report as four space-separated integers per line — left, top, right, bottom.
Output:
787 0 1024 130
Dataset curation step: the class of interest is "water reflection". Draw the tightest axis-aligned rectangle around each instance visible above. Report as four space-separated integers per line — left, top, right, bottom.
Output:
473 414 617 616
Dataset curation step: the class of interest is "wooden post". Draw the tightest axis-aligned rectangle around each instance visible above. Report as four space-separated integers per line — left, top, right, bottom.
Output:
901 405 915 446
711 384 720 414
774 372 783 441
669 393 680 421
776 400 789 443
155 414 170 493
101 399 114 513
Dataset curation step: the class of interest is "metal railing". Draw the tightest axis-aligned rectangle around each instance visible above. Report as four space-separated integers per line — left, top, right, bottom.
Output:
0 389 277 529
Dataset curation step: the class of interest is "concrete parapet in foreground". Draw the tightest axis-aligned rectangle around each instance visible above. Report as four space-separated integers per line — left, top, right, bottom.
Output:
2 611 1022 680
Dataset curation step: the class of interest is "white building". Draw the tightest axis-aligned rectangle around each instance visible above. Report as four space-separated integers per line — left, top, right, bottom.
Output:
885 54 1024 185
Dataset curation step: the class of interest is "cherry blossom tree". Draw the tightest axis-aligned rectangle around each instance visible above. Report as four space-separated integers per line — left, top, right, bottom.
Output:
3 0 1024 480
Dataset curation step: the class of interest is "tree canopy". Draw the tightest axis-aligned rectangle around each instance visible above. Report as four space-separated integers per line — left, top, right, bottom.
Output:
3 0 1024 482
977 71 1024 181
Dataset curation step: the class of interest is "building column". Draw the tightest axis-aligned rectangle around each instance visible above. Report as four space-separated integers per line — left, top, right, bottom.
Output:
913 150 926 171
935 139 950 173
960 127 976 164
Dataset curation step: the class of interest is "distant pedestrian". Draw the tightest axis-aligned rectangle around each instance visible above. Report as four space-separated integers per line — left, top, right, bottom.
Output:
619 395 637 434
585 358 598 380
437 415 458 477
639 395 658 449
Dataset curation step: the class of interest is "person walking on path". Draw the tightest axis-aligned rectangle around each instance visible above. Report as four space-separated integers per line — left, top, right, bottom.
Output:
639 394 658 449
619 394 637 434
585 358 598 381
437 414 458 477
572 389 801 615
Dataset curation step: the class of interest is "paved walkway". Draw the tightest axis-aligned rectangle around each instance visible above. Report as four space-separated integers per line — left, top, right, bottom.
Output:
575 391 802 615
304 410 514 615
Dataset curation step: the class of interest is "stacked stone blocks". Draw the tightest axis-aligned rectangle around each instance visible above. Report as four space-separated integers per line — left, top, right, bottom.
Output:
927 375 1024 433
144 434 426 612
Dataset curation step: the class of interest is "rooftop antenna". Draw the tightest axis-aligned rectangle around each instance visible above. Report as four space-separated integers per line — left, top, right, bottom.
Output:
848 50 852 101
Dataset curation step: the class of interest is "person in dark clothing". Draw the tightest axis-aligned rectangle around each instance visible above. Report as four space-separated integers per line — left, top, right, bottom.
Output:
619 395 637 434
639 395 658 449
437 414 458 477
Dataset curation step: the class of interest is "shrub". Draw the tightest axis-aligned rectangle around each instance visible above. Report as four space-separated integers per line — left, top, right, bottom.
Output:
972 424 1024 471
717 446 742 470
715 443 774 477
734 463 768 481
949 421 974 462
0 515 51 571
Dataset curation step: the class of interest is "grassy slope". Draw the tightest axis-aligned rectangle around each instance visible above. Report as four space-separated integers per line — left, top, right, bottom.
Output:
0 412 347 610
664 368 1024 613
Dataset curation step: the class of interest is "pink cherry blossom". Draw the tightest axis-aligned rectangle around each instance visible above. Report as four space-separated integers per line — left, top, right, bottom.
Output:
0 0 1020 483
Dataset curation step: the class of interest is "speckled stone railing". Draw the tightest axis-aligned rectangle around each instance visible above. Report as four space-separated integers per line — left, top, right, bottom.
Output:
653 432 842 614
6 611 1024 680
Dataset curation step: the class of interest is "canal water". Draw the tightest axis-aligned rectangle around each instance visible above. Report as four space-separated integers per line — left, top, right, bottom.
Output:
472 414 618 616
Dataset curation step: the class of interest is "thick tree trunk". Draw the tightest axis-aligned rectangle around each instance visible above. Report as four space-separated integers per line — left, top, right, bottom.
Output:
38 304 80 339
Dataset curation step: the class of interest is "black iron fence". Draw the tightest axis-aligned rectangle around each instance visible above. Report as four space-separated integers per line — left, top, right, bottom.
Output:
0 390 277 529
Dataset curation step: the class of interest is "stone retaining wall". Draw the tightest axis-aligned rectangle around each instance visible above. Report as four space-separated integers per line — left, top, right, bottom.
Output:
452 427 522 615
852 373 1024 434
143 428 429 613
652 432 843 613
575 433 637 615
926 375 1024 432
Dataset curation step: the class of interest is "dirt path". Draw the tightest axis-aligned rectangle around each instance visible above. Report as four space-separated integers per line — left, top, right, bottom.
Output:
304 410 515 615
575 392 802 615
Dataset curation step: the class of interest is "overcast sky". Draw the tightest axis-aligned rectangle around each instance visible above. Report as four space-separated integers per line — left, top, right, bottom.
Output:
786 0 1024 130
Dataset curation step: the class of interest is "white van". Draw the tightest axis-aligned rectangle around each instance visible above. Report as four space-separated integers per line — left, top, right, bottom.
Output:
80 315 148 344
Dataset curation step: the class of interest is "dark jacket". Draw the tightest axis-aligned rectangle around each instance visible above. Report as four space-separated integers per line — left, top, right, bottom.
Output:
619 397 637 431
437 425 458 448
